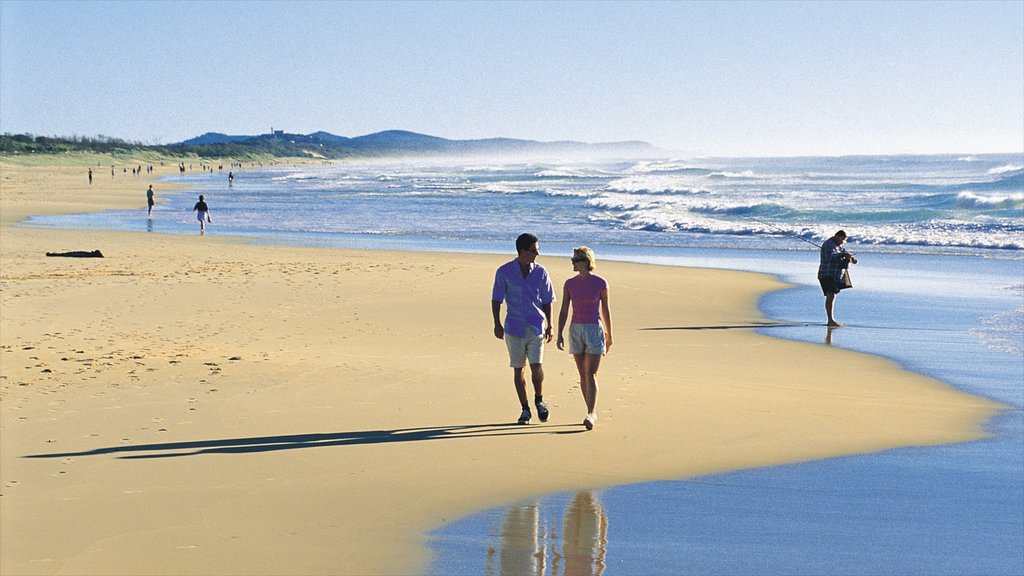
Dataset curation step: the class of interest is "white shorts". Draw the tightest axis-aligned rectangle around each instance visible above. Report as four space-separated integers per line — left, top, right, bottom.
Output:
505 330 544 368
569 323 605 355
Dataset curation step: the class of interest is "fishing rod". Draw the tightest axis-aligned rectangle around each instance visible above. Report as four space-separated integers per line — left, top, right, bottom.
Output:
737 213 861 258
737 213 826 249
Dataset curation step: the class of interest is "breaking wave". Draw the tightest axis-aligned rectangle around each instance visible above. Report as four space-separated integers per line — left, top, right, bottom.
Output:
954 191 1024 210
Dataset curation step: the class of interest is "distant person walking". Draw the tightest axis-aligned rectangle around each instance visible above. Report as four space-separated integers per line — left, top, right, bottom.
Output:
228 171 234 186
146 185 155 217
491 233 556 425
88 168 93 185
556 247 613 430
193 195 212 235
817 230 857 326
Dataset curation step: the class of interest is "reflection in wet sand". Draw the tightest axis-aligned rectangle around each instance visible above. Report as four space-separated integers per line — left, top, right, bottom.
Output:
489 500 544 576
563 491 607 576
486 491 607 576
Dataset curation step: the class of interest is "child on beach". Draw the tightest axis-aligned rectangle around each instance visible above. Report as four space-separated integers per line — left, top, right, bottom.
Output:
557 246 613 430
192 195 212 235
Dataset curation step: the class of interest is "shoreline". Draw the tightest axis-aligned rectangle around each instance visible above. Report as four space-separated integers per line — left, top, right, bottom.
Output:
0 160 1006 575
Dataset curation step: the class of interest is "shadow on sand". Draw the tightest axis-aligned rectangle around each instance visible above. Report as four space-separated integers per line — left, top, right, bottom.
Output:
641 321 815 331
25 423 583 460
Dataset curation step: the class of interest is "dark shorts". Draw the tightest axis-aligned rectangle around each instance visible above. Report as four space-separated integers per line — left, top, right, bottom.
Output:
147 199 155 206
818 277 846 295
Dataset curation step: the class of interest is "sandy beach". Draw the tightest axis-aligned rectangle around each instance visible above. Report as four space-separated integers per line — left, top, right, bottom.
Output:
0 160 1004 575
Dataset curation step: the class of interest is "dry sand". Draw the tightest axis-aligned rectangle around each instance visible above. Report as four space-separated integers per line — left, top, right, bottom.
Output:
0 160 1003 575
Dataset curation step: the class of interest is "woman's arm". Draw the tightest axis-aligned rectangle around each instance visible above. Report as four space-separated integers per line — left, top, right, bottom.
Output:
600 289 612 351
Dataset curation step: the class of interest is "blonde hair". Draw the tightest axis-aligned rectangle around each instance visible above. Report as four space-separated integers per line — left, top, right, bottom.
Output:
573 246 596 271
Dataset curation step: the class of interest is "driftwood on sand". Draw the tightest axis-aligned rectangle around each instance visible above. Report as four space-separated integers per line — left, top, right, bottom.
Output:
45 250 104 258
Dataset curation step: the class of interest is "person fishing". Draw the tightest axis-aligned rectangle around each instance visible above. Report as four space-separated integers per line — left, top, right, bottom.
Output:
817 230 857 327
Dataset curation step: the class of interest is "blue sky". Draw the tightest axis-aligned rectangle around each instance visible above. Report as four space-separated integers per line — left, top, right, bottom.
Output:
1 0 1021 156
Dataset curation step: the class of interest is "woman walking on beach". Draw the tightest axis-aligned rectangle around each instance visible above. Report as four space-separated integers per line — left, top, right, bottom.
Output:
192 195 212 235
557 247 613 430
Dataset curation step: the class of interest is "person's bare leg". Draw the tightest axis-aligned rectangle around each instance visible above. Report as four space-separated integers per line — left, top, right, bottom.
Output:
513 367 529 408
529 363 544 399
825 292 842 326
574 353 589 409
585 353 602 416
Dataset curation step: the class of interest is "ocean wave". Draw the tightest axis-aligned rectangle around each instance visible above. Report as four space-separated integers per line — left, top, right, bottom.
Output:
977 168 1023 190
706 170 759 179
271 173 322 182
410 182 473 192
954 191 1024 209
475 182 532 194
586 193 680 211
987 164 1023 175
892 168 1024 194
604 176 705 194
816 222 1024 250
588 199 1024 250
687 202 794 217
626 160 714 175
600 210 810 238
544 188 598 198
535 167 613 178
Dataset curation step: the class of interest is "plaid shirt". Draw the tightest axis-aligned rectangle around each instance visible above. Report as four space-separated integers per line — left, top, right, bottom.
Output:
818 238 849 280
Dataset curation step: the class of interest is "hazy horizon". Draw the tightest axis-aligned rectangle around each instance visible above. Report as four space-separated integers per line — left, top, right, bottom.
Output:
2 1 1022 157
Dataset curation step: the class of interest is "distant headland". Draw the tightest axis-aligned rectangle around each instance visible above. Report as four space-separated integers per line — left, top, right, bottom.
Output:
1 129 661 160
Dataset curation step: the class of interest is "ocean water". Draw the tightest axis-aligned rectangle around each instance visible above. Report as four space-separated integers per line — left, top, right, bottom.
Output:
24 154 1024 574
30 153 1023 253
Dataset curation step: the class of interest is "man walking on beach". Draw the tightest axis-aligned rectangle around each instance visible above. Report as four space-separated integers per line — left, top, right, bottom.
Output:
818 229 857 327
146 185 156 217
492 233 556 424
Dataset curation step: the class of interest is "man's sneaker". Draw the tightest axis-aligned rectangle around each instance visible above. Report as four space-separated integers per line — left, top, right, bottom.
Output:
583 414 595 430
518 408 532 425
536 401 549 422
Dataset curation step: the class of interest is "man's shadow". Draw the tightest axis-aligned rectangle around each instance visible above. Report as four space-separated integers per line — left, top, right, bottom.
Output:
24 423 583 460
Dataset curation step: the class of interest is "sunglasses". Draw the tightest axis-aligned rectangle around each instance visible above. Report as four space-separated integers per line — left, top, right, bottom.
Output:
571 257 588 263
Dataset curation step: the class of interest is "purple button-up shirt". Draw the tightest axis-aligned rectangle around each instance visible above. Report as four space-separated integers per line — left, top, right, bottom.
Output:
492 260 556 338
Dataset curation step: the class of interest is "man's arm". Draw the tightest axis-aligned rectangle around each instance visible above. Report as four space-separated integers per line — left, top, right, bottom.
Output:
556 289 571 350
491 300 504 339
541 302 553 343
